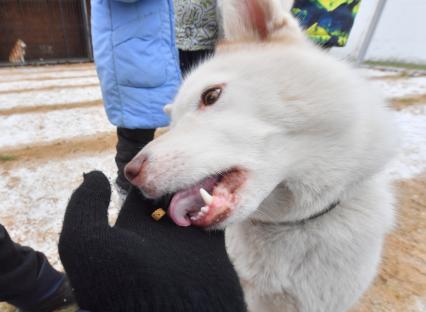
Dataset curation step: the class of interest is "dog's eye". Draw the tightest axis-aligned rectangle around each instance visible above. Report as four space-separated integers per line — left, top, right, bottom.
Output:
201 87 222 106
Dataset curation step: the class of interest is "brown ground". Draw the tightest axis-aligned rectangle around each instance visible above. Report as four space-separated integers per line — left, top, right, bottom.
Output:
3 74 98 84
0 99 102 116
0 63 94 77
352 173 426 312
0 82 99 95
391 94 426 111
0 131 116 171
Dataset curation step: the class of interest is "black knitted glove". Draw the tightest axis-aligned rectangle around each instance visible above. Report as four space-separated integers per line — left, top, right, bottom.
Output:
58 171 246 312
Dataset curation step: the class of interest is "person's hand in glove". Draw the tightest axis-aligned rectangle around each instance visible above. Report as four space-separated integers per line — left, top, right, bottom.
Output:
58 171 246 312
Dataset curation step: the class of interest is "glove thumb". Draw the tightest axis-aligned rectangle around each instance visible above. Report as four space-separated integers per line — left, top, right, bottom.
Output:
62 171 112 233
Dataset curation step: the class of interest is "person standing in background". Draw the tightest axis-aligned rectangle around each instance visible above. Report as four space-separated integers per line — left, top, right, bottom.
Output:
91 0 220 193
174 0 219 76
91 0 181 193
292 0 362 48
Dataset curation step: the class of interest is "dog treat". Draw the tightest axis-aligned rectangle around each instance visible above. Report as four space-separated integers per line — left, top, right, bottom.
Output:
151 208 166 221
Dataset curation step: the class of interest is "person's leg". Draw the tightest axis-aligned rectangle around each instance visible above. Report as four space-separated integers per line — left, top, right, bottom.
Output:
0 224 74 312
178 49 214 77
115 128 155 192
116 51 214 192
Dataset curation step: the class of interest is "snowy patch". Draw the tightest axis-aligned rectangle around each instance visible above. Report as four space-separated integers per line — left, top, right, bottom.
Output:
386 105 426 180
359 68 400 79
0 69 97 83
415 298 426 312
0 86 102 110
0 64 92 74
0 107 113 149
0 76 99 92
0 153 123 269
372 76 426 99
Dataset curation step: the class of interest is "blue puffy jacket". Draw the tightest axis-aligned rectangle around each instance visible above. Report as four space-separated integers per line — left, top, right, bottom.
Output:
91 0 181 129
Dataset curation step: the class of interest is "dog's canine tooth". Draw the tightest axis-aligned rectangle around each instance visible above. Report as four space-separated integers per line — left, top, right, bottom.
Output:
201 206 209 213
200 188 213 205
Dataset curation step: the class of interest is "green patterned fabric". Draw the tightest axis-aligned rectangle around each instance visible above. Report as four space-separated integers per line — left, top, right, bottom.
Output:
174 0 218 51
174 0 361 50
292 0 361 47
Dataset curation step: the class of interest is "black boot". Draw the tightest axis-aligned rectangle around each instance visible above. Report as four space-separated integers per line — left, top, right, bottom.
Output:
115 128 155 193
0 225 75 312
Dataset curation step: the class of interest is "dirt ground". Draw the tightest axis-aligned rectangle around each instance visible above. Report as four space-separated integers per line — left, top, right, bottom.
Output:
352 174 426 312
0 63 425 311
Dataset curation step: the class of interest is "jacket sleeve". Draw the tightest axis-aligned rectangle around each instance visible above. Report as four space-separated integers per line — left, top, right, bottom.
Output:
292 0 361 47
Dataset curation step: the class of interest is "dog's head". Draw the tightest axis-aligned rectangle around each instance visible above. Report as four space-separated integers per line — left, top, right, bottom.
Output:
18 39 27 49
125 0 396 229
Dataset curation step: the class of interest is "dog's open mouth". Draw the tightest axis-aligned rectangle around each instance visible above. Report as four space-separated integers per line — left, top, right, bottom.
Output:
168 168 247 227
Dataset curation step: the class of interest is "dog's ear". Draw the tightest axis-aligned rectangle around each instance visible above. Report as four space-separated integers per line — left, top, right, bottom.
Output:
221 0 303 42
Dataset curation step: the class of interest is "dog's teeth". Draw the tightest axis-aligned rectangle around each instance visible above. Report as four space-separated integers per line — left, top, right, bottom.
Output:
200 188 213 205
191 207 210 223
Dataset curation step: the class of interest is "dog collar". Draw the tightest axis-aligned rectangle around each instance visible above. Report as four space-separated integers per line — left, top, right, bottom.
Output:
251 201 340 226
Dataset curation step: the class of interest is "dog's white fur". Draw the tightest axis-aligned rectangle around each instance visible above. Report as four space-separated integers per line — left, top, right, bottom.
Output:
137 0 397 310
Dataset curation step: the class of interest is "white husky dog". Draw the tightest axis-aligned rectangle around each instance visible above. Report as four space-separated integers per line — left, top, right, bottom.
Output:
125 0 397 311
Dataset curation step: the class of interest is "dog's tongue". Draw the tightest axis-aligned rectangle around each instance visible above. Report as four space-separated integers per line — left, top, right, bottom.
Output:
168 176 218 226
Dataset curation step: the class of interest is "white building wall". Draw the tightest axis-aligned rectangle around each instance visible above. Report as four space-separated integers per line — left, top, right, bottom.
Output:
331 0 426 65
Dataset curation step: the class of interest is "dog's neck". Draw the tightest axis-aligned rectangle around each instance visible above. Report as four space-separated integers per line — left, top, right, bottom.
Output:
251 179 345 224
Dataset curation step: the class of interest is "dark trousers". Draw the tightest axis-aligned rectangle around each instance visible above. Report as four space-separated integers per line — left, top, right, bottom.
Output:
115 128 155 191
115 49 215 190
0 224 42 301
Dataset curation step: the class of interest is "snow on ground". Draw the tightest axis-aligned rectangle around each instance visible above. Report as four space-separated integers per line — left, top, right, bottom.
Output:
387 105 426 180
0 153 123 269
0 86 102 110
0 64 91 74
358 67 400 79
0 106 113 149
0 64 425 274
0 76 99 92
372 76 426 99
0 69 97 82
416 299 426 312
0 64 118 272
